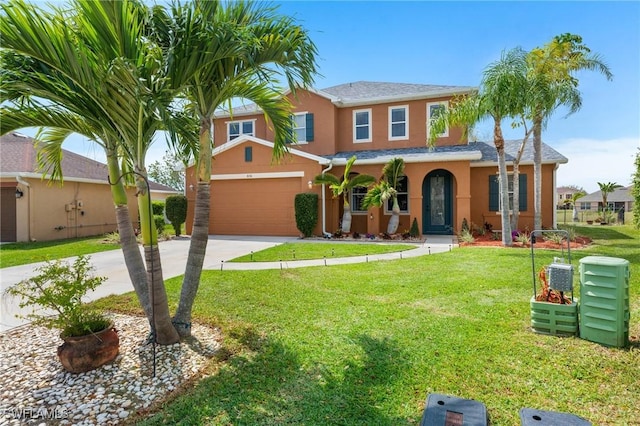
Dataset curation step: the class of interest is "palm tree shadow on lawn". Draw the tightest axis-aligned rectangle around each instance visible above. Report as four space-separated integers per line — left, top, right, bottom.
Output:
138 327 413 425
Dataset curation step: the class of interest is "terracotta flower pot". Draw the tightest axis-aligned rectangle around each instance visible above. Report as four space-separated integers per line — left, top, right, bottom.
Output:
57 322 119 373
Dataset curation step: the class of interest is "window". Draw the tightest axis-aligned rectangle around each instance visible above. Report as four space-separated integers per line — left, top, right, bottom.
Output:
353 109 372 143
352 186 368 213
386 176 409 213
244 146 252 162
489 174 527 212
228 120 254 141
580 202 591 211
289 112 314 144
389 106 408 140
427 101 449 138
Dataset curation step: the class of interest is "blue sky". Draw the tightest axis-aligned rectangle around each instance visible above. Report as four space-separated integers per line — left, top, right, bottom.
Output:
19 1 640 193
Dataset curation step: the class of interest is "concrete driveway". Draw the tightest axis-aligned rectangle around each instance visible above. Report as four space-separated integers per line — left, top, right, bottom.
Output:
1 234 455 332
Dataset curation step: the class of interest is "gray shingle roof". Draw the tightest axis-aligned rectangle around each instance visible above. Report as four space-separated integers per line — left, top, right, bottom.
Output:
578 187 632 203
324 140 567 165
0 133 177 191
321 81 476 103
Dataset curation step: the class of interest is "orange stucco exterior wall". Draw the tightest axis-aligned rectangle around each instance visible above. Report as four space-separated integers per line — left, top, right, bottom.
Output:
195 88 561 237
469 164 557 232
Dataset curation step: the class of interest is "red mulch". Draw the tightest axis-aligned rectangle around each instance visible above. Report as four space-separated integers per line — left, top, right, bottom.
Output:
460 234 592 249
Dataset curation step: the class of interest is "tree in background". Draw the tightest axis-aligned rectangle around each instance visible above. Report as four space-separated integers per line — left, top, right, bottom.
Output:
597 181 623 213
632 149 640 229
148 151 187 192
527 33 613 229
314 156 375 234
563 190 586 222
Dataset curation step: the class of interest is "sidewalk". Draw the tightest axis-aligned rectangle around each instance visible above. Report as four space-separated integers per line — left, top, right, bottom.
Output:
0 235 457 332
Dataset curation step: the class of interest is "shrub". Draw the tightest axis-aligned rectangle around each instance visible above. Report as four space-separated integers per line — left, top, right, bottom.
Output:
151 200 165 216
154 215 165 234
294 193 318 238
4 255 110 337
165 195 187 236
410 218 420 238
459 229 475 243
515 232 531 245
461 218 469 232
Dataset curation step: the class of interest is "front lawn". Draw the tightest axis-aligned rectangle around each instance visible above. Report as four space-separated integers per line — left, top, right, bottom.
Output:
93 225 639 425
230 242 416 262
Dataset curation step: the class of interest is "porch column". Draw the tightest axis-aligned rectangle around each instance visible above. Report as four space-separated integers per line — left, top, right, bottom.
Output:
456 194 471 234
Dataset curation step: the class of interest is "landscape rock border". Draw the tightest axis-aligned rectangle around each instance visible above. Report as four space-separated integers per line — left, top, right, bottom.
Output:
0 313 220 425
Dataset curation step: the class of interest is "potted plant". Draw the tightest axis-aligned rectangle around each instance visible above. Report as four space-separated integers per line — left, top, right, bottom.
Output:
5 255 119 373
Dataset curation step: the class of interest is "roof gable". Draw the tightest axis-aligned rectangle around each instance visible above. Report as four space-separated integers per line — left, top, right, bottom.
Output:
211 135 330 165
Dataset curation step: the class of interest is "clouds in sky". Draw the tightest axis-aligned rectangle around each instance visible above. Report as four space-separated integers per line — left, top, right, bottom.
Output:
555 137 638 193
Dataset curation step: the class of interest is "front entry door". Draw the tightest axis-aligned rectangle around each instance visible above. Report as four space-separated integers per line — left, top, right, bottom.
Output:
422 170 452 235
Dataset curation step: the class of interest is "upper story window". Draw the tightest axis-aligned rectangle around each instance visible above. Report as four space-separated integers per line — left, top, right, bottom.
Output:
289 112 314 144
386 176 409 213
389 106 408 140
427 101 449 138
228 119 255 141
353 109 372 143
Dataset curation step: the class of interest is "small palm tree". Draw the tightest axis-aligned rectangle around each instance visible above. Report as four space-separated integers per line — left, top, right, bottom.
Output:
597 182 623 212
362 157 405 234
314 156 375 233
564 190 586 222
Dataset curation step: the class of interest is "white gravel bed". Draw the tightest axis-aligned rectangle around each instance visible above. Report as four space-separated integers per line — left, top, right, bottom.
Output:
0 313 221 425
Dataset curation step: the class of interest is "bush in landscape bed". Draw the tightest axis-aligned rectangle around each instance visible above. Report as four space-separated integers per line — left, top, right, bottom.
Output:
295 193 318 237
166 195 187 236
152 200 165 216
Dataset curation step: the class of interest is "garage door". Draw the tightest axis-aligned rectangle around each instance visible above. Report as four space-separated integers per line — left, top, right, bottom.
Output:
210 178 300 236
1 187 17 242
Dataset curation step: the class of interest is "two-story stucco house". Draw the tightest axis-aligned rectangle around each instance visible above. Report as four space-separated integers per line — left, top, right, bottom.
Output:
184 81 567 237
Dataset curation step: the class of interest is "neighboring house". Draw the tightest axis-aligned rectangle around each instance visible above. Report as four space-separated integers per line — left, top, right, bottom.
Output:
0 133 179 243
577 186 634 213
184 81 567 237
556 186 582 209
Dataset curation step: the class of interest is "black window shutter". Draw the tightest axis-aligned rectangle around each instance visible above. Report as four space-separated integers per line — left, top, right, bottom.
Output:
305 113 314 142
519 173 527 211
489 175 499 212
244 146 252 162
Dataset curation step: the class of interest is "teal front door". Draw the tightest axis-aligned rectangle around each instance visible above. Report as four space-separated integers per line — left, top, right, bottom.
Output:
422 170 453 234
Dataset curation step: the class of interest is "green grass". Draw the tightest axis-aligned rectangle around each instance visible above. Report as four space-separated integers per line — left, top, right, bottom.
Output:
92 225 640 425
0 235 120 268
230 242 415 262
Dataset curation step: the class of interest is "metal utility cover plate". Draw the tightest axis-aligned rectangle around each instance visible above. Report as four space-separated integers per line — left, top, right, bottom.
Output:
420 393 487 426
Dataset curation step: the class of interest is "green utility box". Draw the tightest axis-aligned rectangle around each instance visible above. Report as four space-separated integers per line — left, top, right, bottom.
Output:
579 256 630 347
530 296 578 336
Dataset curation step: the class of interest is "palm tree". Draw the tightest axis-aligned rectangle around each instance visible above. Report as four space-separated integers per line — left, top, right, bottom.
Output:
597 181 623 213
1 0 179 343
526 33 613 230
429 48 529 246
155 0 319 336
362 158 405 234
564 190 586 222
314 156 375 234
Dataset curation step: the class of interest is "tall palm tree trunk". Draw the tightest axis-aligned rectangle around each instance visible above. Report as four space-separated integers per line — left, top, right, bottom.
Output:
532 115 543 230
494 121 513 246
387 198 400 234
144 245 180 344
341 201 352 233
173 182 210 336
173 118 212 337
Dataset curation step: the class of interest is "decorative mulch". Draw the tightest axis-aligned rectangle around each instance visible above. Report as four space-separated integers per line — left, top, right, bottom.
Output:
459 234 592 249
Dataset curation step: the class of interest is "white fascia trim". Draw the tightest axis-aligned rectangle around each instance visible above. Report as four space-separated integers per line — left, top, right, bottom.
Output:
471 158 568 167
334 87 477 108
212 135 330 165
211 171 305 180
2 172 110 186
331 151 482 166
